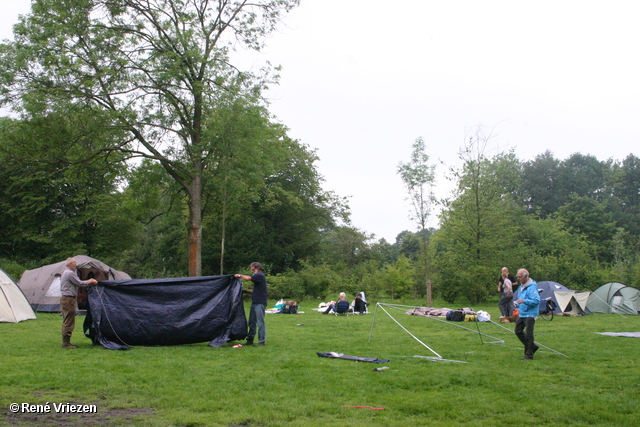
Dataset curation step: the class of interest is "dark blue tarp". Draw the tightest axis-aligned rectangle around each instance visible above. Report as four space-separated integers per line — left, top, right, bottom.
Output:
83 275 247 350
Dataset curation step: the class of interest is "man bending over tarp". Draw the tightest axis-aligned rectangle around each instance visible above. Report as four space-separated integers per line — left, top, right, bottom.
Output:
84 275 247 350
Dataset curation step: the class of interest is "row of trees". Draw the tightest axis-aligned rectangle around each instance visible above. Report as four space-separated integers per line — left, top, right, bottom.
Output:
429 129 635 303
263 138 640 305
0 112 347 277
0 0 352 281
2 114 638 304
1 1 638 305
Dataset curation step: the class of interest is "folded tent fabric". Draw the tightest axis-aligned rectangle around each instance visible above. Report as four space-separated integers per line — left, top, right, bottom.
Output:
84 275 247 349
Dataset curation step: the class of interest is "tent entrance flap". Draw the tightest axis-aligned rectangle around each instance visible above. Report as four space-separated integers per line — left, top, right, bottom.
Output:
554 290 592 316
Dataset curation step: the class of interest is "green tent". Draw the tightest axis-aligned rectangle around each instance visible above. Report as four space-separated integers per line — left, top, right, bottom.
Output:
586 282 639 315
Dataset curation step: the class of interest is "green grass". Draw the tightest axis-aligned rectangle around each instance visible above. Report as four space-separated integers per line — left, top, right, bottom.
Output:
1 300 639 426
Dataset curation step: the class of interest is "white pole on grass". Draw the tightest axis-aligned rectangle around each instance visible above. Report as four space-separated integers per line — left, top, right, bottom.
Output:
489 319 570 358
369 303 443 359
378 303 505 344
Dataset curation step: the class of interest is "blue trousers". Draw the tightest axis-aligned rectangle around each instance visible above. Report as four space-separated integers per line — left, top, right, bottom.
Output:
248 303 266 343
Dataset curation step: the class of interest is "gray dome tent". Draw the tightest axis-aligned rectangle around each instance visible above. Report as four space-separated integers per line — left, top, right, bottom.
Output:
17 256 131 312
587 282 639 315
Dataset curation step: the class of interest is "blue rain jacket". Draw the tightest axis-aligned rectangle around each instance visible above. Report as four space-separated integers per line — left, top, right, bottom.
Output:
517 279 540 318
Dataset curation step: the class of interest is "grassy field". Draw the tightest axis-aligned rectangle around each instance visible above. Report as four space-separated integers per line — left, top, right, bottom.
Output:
1 299 639 426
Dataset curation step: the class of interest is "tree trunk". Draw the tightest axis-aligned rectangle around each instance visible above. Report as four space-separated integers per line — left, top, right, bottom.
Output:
220 191 227 275
188 174 203 277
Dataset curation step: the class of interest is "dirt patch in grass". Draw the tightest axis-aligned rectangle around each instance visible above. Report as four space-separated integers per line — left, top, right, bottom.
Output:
3 406 154 426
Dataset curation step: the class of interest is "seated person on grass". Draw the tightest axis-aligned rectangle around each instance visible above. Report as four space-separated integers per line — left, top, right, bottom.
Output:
353 292 369 314
323 292 350 314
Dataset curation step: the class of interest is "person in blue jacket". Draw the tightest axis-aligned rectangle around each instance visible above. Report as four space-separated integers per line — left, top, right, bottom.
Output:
514 269 540 360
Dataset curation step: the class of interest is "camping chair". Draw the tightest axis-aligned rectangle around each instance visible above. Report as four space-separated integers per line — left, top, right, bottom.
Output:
334 300 351 316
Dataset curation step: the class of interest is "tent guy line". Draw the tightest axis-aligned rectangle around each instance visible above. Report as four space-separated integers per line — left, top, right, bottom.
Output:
487 318 569 358
368 302 569 361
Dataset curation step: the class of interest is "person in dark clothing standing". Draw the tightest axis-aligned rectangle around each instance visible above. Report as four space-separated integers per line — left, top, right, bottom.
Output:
234 262 267 346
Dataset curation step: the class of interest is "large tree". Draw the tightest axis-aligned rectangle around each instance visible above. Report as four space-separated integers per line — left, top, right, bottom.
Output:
520 150 561 216
431 129 525 303
0 0 300 276
397 137 436 305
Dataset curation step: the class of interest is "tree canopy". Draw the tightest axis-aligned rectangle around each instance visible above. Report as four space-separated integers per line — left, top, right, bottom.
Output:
0 0 301 276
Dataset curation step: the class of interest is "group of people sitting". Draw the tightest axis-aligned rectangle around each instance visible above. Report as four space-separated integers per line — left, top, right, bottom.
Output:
322 292 369 315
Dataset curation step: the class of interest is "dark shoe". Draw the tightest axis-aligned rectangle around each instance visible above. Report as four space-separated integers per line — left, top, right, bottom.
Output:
533 345 539 354
61 343 77 349
254 341 266 346
244 340 254 346
521 356 533 360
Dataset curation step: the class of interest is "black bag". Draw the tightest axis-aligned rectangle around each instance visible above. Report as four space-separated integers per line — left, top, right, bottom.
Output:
450 310 465 322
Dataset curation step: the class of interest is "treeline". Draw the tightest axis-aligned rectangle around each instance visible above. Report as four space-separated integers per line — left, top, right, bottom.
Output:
0 114 347 281
0 1 637 304
267 148 640 304
1 114 638 305
429 147 640 303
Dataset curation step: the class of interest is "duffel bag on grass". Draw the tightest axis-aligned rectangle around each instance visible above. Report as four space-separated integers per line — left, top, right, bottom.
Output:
449 310 465 322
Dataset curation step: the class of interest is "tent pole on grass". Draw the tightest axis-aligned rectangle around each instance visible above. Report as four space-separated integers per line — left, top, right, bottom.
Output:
369 302 509 363
487 318 569 358
369 302 444 359
369 303 569 360
371 303 505 343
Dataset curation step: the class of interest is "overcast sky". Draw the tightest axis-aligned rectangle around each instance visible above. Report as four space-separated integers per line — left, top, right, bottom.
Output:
3 1 639 242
